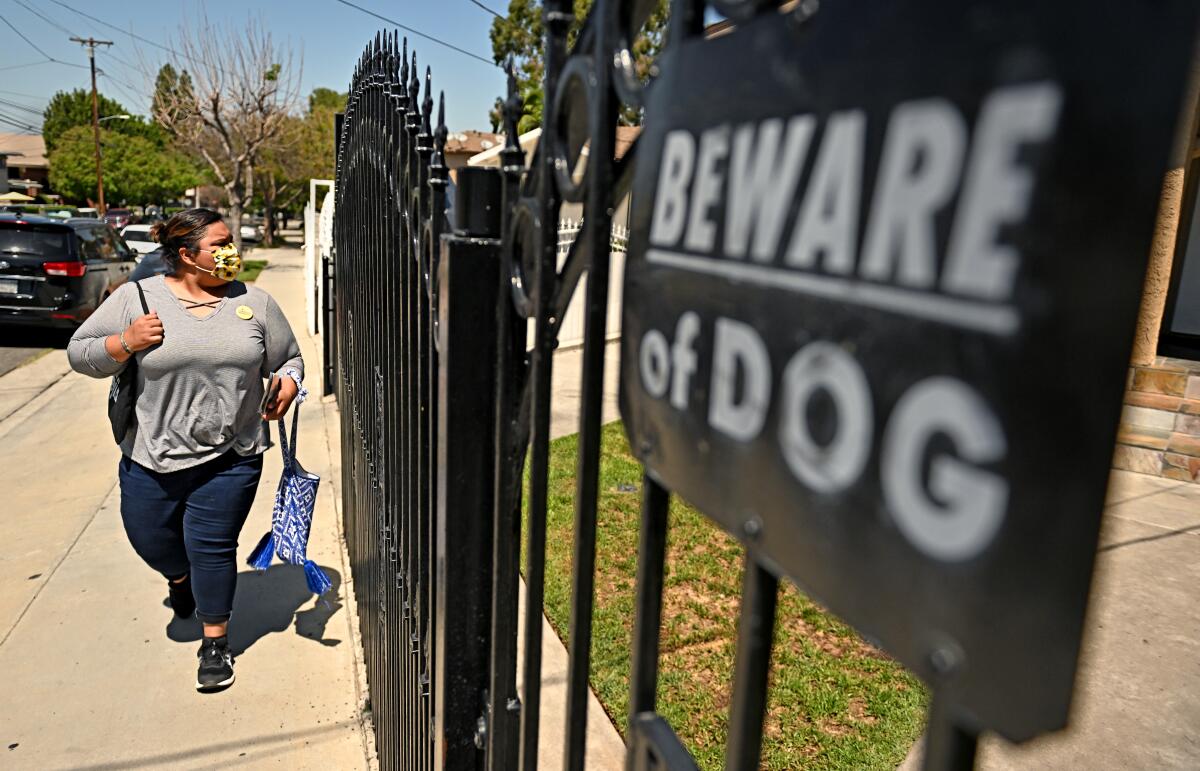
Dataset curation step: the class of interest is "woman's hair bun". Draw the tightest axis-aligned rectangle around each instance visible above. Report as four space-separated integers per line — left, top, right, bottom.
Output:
148 208 223 273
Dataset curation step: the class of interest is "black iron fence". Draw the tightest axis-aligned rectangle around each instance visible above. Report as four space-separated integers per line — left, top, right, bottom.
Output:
330 1 1200 770
333 33 455 769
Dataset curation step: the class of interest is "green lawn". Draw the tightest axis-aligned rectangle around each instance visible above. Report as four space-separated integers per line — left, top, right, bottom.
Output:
240 259 268 282
529 422 927 770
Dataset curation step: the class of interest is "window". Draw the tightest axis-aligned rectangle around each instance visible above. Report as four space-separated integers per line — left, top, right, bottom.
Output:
0 227 70 257
75 227 102 261
91 227 121 262
1162 99 1200 360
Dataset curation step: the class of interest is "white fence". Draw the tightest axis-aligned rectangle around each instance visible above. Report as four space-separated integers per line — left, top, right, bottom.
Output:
304 179 335 337
306 188 626 350
542 219 628 350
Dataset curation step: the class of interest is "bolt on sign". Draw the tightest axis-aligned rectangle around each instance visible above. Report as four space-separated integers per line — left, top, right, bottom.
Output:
619 0 1200 744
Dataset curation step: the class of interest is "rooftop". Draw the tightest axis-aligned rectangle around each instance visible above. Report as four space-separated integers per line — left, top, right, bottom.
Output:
443 130 503 156
0 133 47 169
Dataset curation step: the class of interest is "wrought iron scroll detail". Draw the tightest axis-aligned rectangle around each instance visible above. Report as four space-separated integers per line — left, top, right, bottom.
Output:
333 29 450 771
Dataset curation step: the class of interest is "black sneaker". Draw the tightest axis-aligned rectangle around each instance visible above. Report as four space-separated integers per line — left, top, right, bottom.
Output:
167 575 195 619
196 636 234 691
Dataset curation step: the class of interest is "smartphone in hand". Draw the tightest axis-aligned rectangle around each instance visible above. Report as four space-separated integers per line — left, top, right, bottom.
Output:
260 372 282 415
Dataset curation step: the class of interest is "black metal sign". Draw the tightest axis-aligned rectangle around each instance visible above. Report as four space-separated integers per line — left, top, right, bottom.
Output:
620 0 1200 743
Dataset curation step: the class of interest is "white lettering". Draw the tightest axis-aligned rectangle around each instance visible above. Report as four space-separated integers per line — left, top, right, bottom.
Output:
725 116 815 262
881 377 1008 561
708 317 771 441
859 99 966 289
670 312 701 410
639 329 671 398
785 111 866 276
684 126 731 253
943 83 1063 299
779 342 873 493
649 130 696 247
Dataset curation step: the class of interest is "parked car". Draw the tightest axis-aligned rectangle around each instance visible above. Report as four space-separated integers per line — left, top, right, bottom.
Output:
0 213 137 328
240 221 263 243
120 224 160 257
103 208 133 230
75 207 100 219
129 247 171 282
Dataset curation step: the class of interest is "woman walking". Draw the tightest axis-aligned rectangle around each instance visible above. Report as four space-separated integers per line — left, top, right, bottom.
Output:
68 208 304 692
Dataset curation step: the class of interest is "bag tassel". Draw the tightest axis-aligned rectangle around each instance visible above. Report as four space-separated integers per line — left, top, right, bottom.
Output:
303 559 333 596
247 532 275 571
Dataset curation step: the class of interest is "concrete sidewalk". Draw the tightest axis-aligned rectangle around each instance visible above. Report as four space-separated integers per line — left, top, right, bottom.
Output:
901 469 1200 769
0 249 371 770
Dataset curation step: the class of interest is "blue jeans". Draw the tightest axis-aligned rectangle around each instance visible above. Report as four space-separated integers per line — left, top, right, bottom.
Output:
118 450 264 622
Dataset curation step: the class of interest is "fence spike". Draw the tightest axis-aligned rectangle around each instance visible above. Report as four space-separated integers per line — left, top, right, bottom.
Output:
436 92 447 146
410 52 420 101
502 61 523 145
422 68 434 134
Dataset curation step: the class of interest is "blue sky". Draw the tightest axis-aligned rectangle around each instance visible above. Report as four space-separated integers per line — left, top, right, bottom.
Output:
0 0 508 134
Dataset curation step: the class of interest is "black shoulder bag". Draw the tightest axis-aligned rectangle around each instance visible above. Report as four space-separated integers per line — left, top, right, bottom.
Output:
107 281 149 443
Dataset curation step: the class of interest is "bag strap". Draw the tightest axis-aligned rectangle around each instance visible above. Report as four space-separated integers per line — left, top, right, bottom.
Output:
133 280 149 315
277 403 301 472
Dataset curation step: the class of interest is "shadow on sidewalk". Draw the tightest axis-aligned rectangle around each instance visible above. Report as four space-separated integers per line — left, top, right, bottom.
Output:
165 564 344 655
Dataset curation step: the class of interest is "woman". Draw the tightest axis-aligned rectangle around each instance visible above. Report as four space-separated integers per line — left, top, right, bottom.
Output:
68 208 304 692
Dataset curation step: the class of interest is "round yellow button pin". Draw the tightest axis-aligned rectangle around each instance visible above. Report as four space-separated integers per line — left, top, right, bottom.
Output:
236 305 254 320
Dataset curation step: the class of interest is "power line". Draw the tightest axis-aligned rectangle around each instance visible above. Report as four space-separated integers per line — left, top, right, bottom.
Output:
0 12 88 69
95 61 141 95
47 0 239 81
99 48 149 85
100 72 147 110
0 60 45 72
0 96 44 117
12 0 78 36
46 0 172 54
0 108 40 127
0 109 41 132
335 0 498 67
0 118 39 133
0 88 48 100
466 0 506 20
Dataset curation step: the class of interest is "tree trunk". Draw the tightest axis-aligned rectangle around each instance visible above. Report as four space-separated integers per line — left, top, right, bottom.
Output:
263 172 278 247
228 179 244 252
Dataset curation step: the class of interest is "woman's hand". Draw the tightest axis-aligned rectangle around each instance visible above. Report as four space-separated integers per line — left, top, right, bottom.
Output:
261 376 298 421
124 312 164 351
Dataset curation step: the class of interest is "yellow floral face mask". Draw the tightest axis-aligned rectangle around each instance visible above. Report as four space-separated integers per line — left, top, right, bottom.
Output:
195 244 242 282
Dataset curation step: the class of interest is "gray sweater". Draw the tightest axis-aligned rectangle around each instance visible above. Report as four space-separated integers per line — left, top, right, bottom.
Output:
68 275 304 472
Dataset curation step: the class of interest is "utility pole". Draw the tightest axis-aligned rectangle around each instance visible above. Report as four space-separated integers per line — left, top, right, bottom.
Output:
71 36 114 216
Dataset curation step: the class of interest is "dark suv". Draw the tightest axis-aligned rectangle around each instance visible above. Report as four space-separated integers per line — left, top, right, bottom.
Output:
0 214 137 328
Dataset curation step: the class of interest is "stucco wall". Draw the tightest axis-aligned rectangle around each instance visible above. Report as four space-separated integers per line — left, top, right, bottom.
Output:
1131 52 1200 366
1132 168 1188 365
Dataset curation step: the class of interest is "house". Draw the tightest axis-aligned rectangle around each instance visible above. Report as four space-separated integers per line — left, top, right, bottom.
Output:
0 133 49 197
465 125 641 350
443 130 503 172
1116 60 1200 483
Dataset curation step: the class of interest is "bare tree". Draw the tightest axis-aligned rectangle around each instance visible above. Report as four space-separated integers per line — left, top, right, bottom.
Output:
153 14 301 248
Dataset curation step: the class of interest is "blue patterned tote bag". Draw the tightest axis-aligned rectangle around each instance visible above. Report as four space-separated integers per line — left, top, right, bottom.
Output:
246 403 333 595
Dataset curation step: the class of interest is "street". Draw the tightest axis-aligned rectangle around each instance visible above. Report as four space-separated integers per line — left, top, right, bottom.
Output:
0 325 64 377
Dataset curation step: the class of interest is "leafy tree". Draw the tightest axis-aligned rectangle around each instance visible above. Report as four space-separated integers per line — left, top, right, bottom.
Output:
152 15 301 248
152 64 196 128
48 125 201 206
489 0 666 131
308 87 346 114
42 89 164 153
254 88 346 244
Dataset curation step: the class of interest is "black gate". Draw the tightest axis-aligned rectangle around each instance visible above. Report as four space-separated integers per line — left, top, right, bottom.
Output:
333 34 459 769
332 2 1200 770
